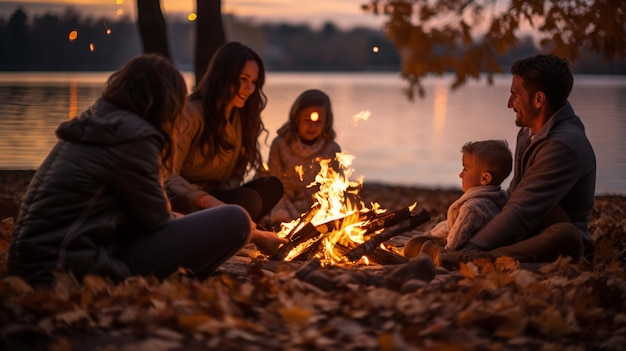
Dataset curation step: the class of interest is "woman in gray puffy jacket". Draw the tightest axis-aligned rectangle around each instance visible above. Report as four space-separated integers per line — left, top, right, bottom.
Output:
8 54 286 286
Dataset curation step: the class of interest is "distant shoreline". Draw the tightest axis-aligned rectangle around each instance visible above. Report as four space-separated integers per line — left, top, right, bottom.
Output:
1 69 625 76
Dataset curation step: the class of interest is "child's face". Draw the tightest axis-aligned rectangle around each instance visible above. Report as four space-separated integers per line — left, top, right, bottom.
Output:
297 105 326 143
459 153 484 192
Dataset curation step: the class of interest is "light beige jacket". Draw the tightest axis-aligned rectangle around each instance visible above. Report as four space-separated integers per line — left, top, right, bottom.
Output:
165 100 245 202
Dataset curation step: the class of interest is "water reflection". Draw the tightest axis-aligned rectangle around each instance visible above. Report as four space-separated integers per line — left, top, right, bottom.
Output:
0 72 624 195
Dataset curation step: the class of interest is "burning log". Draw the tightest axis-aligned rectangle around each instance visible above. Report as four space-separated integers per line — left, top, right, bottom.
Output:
285 204 320 241
270 210 378 261
345 209 430 262
270 224 319 261
365 247 409 265
363 206 413 235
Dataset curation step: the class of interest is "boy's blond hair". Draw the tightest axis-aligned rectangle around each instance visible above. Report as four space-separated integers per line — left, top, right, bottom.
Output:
462 140 512 185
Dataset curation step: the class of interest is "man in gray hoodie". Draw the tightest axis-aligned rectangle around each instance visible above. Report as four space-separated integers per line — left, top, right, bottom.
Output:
465 54 597 262
418 54 596 266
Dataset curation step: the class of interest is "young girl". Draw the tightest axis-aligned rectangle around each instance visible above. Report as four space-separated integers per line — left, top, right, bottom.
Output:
263 89 342 225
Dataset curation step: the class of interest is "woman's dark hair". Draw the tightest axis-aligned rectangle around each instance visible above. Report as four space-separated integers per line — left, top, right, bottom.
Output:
101 54 187 172
277 89 336 144
510 54 573 112
190 41 268 174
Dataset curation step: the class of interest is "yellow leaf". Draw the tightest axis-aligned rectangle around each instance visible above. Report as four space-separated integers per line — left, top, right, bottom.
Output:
279 306 312 324
495 256 519 271
177 314 212 331
378 332 394 351
458 262 476 278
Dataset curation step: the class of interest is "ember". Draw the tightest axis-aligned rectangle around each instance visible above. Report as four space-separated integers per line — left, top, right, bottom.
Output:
272 152 430 266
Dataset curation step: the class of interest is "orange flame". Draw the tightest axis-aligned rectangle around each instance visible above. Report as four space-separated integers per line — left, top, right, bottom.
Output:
278 152 385 265
295 165 304 181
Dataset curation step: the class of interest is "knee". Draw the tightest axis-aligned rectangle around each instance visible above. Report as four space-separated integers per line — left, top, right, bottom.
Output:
266 176 284 194
547 223 584 258
205 204 252 246
218 205 253 244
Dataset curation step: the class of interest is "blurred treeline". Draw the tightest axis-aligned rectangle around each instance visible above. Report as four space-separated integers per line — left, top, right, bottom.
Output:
1 6 624 74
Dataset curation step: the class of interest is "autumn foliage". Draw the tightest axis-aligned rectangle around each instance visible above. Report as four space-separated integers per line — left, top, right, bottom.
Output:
1 181 625 350
362 0 626 98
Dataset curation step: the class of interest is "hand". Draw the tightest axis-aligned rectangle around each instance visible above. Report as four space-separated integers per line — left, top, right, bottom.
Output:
171 211 185 219
250 229 289 256
193 194 225 209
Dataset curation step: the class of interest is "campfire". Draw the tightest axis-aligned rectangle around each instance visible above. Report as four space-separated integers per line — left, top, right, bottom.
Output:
271 152 430 268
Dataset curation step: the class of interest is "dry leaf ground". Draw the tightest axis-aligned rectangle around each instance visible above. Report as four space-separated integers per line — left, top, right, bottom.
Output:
1 171 625 351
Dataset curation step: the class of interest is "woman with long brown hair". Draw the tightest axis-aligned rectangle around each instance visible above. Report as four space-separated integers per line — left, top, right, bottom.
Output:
165 41 283 225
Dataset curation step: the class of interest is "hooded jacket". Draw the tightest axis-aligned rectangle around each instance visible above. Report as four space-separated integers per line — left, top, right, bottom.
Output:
165 100 246 203
8 99 172 284
430 185 509 250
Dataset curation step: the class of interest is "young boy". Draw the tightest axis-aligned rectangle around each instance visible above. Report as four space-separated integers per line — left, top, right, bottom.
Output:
404 140 512 257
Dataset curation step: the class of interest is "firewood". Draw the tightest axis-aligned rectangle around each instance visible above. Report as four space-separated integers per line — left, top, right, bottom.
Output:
365 247 409 265
345 209 430 262
363 206 412 234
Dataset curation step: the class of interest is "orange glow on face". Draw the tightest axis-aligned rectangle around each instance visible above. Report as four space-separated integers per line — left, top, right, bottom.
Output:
310 111 319 121
68 30 78 41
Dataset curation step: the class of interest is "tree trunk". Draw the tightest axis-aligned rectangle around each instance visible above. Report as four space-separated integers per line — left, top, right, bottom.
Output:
195 0 226 85
136 0 171 60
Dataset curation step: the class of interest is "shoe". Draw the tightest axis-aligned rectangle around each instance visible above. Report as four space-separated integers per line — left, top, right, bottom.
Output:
419 240 442 266
403 235 447 259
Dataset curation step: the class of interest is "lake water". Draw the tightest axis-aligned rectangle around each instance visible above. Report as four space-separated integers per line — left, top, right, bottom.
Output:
0 72 624 195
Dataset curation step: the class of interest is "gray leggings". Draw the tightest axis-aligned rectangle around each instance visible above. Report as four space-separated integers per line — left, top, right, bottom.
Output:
123 205 251 279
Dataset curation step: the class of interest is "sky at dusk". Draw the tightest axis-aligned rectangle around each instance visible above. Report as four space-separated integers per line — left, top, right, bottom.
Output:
0 0 387 29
